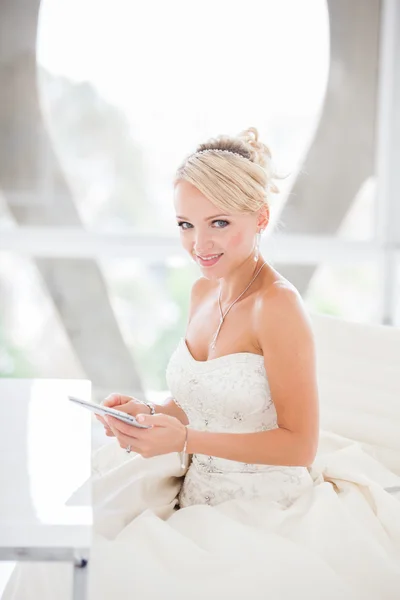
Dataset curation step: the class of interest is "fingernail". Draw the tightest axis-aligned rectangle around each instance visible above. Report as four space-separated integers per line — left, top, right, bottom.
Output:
137 415 144 422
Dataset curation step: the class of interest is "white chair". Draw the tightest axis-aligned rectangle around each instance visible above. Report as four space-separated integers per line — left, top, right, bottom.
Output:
310 313 400 481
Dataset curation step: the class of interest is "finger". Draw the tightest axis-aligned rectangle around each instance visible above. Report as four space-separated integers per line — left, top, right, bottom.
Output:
110 401 145 416
102 393 126 408
113 431 143 453
105 415 151 437
95 414 107 426
103 418 126 442
135 413 169 428
104 424 114 435
103 418 119 438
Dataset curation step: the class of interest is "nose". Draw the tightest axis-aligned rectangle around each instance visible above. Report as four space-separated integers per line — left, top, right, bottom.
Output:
194 236 214 255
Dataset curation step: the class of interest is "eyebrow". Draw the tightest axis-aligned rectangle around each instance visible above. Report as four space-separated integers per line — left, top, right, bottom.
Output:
176 214 230 221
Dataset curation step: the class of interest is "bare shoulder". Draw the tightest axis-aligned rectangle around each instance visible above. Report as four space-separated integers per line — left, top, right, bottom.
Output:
260 276 309 318
255 277 315 353
254 278 319 465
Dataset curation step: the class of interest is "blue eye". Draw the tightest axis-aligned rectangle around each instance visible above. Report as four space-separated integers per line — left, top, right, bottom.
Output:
177 220 229 230
177 221 192 230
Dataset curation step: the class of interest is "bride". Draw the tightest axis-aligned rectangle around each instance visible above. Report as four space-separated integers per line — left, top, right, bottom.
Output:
4 127 400 599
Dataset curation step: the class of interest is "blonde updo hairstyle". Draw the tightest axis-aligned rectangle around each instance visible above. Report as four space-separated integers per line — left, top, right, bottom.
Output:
173 127 285 225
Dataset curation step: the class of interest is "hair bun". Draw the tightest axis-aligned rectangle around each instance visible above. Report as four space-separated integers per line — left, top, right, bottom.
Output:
236 127 279 193
236 127 270 168
187 126 283 196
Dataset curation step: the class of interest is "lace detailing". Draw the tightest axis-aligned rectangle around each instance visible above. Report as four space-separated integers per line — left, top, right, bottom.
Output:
178 462 313 508
191 454 301 475
166 337 313 508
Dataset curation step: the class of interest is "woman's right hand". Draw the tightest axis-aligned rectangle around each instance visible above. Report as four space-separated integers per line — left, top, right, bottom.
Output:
95 393 149 437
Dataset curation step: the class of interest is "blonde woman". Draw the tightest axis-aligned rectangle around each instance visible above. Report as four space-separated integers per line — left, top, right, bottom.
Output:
4 128 400 599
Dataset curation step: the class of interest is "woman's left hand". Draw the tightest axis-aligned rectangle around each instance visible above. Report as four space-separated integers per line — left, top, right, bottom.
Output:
104 412 187 458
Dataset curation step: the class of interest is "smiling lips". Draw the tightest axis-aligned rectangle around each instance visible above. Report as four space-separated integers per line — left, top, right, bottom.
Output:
196 253 223 267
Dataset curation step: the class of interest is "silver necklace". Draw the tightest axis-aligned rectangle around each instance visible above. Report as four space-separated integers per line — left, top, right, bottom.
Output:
209 261 267 350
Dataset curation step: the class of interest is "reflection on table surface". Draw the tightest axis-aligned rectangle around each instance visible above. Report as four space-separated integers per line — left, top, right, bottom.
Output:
0 379 93 548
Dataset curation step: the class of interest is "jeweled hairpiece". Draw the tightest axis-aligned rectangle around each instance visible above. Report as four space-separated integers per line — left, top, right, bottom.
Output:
188 148 267 174
194 149 248 159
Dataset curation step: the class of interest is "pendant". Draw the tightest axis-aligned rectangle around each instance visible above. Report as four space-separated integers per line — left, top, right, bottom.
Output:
210 318 223 350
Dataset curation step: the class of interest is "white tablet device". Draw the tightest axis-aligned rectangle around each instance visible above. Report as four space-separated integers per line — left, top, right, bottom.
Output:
68 396 152 428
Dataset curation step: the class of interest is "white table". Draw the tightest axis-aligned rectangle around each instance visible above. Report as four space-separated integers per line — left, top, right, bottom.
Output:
0 379 93 599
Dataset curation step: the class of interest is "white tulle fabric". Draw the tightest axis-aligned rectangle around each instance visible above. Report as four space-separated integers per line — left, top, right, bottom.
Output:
3 336 400 600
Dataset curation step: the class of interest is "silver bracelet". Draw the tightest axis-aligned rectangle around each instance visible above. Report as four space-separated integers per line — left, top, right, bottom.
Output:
180 425 189 470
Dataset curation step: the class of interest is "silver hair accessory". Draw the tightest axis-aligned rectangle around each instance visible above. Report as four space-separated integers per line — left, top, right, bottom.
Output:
126 445 131 453
189 149 267 175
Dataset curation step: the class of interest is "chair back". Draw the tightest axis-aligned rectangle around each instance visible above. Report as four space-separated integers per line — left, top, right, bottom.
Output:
310 313 400 476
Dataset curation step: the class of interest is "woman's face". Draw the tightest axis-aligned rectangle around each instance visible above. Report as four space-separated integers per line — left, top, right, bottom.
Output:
174 180 267 279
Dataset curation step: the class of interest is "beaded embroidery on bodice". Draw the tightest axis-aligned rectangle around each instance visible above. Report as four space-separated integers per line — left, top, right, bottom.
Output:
165 337 313 507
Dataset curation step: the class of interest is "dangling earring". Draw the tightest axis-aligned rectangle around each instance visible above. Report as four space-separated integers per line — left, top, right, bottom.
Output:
253 229 263 262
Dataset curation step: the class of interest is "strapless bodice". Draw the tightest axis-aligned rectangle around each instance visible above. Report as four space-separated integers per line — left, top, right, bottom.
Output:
165 337 313 507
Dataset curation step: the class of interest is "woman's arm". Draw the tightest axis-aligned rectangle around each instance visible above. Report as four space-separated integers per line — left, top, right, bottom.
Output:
187 283 319 467
185 427 313 467
152 396 189 426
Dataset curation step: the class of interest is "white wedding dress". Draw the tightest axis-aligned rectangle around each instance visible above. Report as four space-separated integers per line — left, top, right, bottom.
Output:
3 336 400 599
